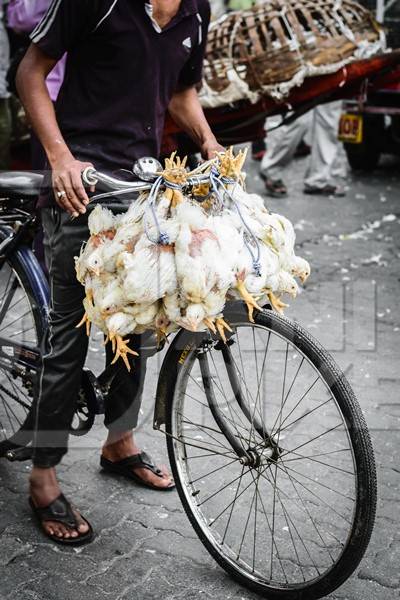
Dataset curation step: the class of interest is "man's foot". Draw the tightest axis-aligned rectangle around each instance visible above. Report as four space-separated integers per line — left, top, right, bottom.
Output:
303 184 346 197
262 175 288 198
101 432 174 490
29 467 91 542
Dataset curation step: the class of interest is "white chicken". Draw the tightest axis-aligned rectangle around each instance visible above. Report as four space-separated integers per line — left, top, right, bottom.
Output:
75 148 311 370
122 234 177 304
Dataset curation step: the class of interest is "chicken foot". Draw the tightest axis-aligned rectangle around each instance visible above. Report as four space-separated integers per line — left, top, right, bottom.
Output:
110 335 139 371
76 312 91 337
215 317 233 344
267 291 289 314
203 317 217 334
235 281 261 323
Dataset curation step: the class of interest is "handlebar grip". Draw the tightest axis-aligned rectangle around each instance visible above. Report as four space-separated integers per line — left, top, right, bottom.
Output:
82 167 98 186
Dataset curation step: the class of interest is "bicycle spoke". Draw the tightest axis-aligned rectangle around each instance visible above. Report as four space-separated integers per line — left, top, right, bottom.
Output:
280 422 345 459
180 412 245 452
264 465 322 577
221 463 246 544
272 462 353 524
272 376 320 438
249 469 289 583
282 450 354 476
208 350 253 446
278 459 336 564
270 355 305 436
281 463 355 501
236 471 258 561
183 450 234 460
189 458 238 485
0 271 15 326
0 310 32 334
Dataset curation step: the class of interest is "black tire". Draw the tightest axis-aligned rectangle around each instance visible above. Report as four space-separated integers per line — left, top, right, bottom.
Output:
163 304 377 600
344 114 384 172
0 238 47 453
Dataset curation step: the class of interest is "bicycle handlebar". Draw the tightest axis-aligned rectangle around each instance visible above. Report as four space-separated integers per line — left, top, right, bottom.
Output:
82 167 211 192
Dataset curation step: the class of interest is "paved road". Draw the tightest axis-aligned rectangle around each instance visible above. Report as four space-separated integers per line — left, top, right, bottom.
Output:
0 152 399 600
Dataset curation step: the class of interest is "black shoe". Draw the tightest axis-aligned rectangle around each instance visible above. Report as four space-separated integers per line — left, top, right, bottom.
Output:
303 184 346 197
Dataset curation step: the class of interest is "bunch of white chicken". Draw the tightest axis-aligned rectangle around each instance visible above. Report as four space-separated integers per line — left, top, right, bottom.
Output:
75 149 310 370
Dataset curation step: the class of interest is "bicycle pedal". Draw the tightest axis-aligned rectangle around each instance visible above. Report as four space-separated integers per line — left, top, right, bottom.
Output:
5 446 34 462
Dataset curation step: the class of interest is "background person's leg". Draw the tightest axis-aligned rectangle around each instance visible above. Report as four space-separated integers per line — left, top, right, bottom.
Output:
260 111 312 181
304 101 343 192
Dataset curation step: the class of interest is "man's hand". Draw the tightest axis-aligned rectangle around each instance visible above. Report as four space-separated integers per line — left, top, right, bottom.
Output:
200 138 225 160
52 156 94 217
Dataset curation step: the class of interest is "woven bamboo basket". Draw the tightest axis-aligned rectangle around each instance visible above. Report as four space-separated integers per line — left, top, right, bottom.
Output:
201 0 383 104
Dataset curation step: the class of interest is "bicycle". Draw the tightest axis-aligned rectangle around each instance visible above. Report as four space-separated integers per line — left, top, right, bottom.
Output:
0 163 377 600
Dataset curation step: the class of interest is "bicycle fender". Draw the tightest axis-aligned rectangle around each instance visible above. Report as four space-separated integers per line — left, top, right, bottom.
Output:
154 327 203 431
0 223 51 330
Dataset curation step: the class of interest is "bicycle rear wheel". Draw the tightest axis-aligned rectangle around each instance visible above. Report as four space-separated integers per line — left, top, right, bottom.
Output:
0 242 47 450
164 304 377 600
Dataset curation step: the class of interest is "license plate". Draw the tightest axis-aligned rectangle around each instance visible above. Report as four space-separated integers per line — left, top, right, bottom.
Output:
338 114 363 144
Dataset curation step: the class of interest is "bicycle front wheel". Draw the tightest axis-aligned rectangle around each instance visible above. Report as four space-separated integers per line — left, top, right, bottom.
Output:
165 305 377 600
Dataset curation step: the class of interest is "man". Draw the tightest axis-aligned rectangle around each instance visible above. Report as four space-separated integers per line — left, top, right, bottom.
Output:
17 0 222 545
0 0 11 170
261 102 346 198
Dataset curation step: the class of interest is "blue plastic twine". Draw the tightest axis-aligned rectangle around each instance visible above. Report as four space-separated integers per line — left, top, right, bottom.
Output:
209 167 262 277
144 176 182 245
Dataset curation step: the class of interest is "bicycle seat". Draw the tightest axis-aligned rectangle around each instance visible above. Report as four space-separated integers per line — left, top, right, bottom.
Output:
0 171 43 198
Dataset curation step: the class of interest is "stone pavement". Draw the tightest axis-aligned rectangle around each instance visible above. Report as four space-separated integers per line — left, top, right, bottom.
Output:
0 152 399 600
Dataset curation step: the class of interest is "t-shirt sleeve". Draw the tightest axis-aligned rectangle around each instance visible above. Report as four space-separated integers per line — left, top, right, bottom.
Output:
29 0 99 60
178 1 211 87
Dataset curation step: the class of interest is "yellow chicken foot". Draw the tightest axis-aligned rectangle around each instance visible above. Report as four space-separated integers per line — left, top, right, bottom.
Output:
76 312 91 337
215 317 233 344
111 335 139 371
156 327 168 347
170 190 184 208
267 292 289 314
103 333 116 352
236 281 261 323
203 317 217 334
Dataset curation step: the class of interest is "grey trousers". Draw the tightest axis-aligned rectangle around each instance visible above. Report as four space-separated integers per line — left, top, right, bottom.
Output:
32 207 147 468
261 101 345 189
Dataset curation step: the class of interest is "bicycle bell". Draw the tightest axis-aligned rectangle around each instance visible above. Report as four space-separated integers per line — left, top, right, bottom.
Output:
133 157 163 181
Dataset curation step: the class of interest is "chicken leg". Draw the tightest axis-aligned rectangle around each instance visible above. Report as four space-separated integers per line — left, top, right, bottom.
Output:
156 326 168 347
267 291 289 314
203 317 217 334
76 312 91 337
111 335 139 371
235 281 261 323
215 317 233 344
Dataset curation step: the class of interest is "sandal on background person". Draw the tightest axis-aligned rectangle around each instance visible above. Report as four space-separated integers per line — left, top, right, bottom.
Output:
303 184 346 197
262 174 288 198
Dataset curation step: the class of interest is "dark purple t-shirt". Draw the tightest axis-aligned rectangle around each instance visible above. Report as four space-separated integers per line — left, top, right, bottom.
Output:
31 0 210 202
